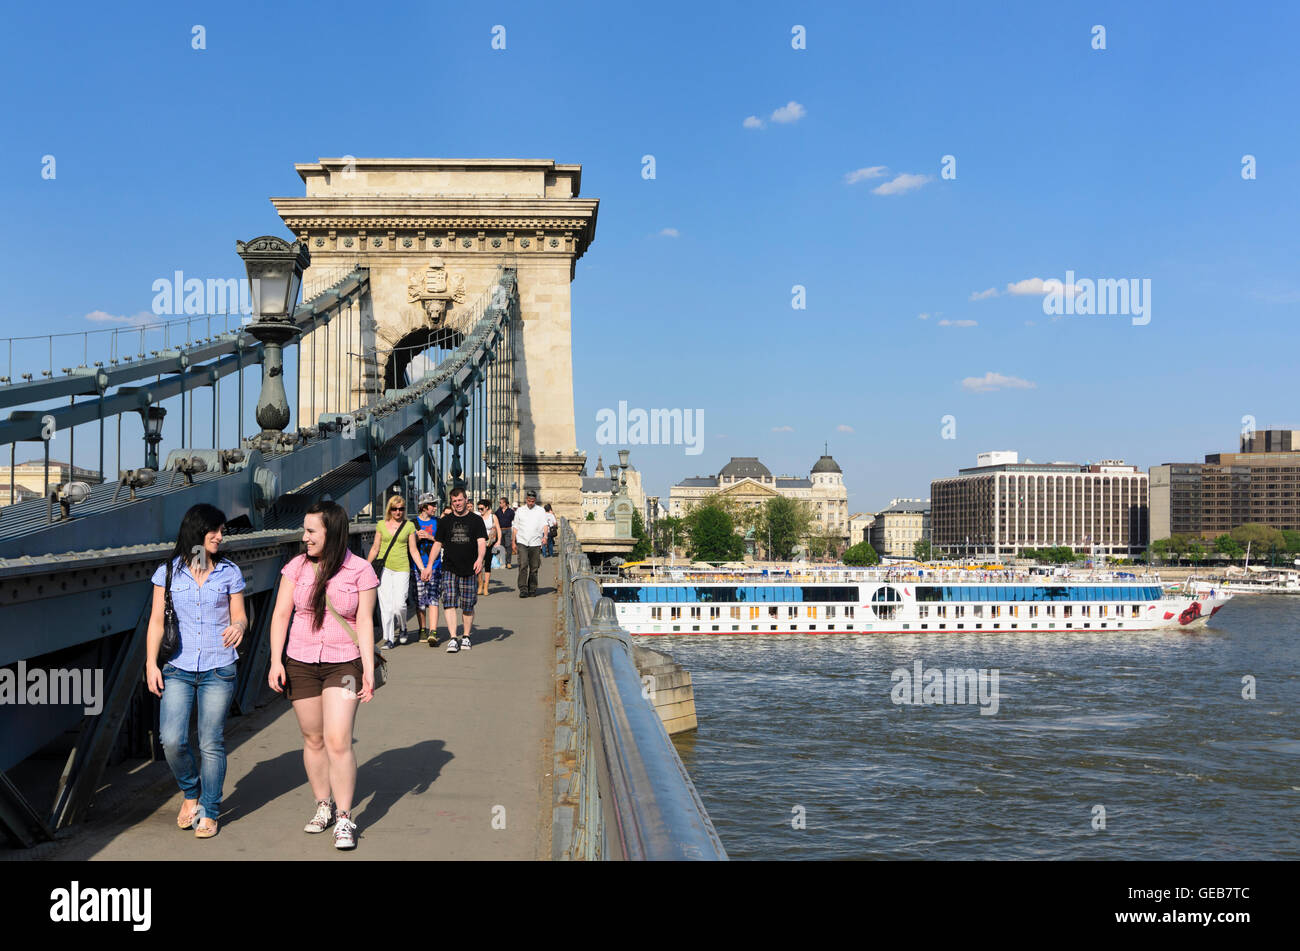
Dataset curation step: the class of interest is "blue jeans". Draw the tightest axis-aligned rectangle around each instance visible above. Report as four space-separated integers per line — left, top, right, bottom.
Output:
159 662 237 821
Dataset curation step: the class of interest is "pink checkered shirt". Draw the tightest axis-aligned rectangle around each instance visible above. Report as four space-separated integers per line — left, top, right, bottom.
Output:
282 551 379 664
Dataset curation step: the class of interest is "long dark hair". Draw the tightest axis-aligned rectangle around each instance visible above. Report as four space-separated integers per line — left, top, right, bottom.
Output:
169 503 228 570
305 500 350 631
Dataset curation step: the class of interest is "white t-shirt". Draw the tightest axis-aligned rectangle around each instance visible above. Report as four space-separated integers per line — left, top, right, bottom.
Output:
513 504 548 546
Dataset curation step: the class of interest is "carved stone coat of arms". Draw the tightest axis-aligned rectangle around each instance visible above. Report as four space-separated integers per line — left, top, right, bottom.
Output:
406 257 466 325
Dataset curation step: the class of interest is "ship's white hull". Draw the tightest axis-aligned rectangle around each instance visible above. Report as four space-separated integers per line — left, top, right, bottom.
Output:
602 575 1230 636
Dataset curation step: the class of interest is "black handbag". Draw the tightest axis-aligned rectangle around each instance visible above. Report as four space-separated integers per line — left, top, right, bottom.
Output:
159 558 181 664
371 520 407 580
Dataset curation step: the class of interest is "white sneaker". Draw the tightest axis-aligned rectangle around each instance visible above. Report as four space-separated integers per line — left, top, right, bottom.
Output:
445 637 459 653
304 800 334 834
460 636 471 651
334 814 356 850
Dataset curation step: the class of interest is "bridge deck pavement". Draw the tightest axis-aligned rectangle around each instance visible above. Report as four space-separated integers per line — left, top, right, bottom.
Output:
48 561 558 861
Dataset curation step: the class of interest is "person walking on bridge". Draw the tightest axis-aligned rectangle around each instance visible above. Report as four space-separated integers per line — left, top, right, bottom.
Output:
146 503 248 840
429 487 487 653
414 493 443 646
269 501 379 851
512 491 548 597
542 503 557 557
477 498 500 597
367 495 419 648
495 498 515 568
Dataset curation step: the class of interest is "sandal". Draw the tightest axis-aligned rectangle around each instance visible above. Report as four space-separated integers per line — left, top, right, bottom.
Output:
177 800 199 830
194 817 219 839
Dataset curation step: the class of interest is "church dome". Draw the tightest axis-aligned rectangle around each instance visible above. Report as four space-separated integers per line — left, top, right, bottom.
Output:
811 454 842 474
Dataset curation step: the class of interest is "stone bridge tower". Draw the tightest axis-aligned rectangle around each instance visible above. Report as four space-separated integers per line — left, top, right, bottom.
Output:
272 158 597 518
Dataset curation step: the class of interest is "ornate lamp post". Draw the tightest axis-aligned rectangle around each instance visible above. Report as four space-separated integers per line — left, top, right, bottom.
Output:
448 402 466 490
141 404 166 470
236 236 310 449
485 443 499 500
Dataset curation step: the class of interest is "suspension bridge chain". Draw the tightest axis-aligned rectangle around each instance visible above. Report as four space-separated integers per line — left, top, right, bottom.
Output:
0 268 520 559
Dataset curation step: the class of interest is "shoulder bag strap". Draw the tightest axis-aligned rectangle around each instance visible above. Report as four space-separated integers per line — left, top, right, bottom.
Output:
379 521 403 563
314 561 362 648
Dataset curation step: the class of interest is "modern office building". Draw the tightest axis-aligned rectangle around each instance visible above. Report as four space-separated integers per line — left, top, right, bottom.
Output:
1149 429 1300 540
931 451 1148 558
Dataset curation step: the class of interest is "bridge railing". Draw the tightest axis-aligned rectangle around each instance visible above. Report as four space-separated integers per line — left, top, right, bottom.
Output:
553 518 726 861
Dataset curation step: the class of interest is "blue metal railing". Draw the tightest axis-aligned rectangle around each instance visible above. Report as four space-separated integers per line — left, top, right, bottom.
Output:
553 519 726 860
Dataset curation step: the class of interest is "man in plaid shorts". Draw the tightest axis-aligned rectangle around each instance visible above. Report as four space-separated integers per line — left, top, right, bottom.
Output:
428 487 487 653
414 493 443 647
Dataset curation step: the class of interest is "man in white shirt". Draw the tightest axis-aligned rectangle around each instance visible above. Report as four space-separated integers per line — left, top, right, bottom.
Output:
511 491 548 597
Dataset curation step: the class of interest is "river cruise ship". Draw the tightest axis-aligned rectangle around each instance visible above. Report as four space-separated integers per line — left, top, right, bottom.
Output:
600 567 1231 636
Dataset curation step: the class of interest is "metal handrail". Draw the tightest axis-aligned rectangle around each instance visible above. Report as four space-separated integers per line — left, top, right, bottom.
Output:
558 519 726 861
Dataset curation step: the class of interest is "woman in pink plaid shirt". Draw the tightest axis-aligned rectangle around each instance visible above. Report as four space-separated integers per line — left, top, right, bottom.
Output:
268 501 378 850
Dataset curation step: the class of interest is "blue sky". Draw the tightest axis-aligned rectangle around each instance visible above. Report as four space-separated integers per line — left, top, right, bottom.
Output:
1 1 1296 512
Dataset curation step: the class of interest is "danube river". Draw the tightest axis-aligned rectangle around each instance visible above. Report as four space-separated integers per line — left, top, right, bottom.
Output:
669 595 1300 860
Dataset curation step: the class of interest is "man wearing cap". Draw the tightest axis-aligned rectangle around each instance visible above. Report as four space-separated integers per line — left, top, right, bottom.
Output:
511 491 548 598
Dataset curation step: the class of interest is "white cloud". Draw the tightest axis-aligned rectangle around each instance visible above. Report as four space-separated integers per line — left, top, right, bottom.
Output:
938 319 977 328
657 228 680 238
1005 277 1053 296
917 312 930 320
969 288 998 301
845 166 888 184
1005 277 1083 297
85 309 154 326
743 115 764 129
871 173 931 196
837 424 854 433
772 425 794 432
961 371 1037 393
770 101 806 123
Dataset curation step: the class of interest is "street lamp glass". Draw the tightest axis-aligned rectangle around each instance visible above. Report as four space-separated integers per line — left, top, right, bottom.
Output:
143 405 166 437
236 236 310 321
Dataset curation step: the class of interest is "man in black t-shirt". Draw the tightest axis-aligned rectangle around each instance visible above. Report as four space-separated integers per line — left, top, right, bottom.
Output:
429 488 488 653
495 497 515 568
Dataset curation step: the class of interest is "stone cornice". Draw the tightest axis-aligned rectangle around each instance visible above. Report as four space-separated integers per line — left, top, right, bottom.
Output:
272 197 599 258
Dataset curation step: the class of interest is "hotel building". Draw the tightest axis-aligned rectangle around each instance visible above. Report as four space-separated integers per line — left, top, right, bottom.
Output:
1149 429 1300 540
931 451 1148 558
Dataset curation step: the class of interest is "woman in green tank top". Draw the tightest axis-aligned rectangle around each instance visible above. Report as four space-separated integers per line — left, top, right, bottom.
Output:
366 496 420 647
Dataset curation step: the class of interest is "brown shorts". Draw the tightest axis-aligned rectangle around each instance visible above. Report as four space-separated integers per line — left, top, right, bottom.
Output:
284 656 363 701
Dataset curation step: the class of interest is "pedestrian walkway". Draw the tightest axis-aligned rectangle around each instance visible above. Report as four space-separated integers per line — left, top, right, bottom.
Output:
45 563 559 861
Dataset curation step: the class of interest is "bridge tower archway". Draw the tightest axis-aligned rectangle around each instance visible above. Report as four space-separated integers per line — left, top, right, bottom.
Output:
276 158 598 521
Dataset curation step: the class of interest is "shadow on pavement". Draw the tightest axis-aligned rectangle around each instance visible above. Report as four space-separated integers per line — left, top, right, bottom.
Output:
354 739 453 828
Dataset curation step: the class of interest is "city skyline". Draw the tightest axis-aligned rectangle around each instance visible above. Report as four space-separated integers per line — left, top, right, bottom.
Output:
1 2 1296 513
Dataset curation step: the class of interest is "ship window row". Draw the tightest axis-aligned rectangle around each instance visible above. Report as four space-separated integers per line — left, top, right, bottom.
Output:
913 585 1161 602
600 585 860 604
